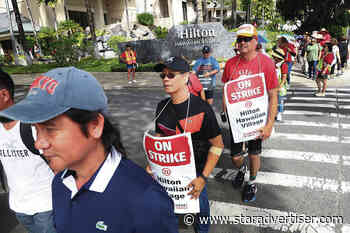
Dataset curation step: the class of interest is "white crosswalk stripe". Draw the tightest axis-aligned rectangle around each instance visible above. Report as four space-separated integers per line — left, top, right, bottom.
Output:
209 200 347 233
206 86 350 233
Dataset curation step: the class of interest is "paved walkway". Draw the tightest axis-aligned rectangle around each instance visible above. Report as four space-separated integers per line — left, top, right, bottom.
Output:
11 65 350 90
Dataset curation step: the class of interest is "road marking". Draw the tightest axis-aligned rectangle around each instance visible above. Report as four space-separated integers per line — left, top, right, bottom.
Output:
209 200 345 233
262 149 350 166
289 97 336 101
288 87 350 92
339 105 350 109
275 120 338 128
223 148 350 166
276 119 350 130
283 110 349 118
270 133 342 143
210 168 350 193
284 103 335 108
287 92 350 97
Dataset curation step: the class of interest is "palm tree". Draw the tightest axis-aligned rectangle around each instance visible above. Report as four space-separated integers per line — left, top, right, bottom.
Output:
202 0 208 22
11 0 28 52
231 0 237 28
84 0 96 42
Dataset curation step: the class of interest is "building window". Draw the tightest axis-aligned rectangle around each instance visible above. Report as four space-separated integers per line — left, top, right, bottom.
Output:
216 10 221 17
68 11 93 29
223 10 227 17
104 13 108 25
182 2 187 21
160 0 169 18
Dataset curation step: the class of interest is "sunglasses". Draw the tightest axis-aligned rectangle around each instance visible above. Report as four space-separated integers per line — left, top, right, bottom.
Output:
160 72 183 79
237 37 254 43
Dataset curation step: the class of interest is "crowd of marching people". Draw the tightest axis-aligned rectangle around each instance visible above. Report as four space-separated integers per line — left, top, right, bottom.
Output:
0 23 349 233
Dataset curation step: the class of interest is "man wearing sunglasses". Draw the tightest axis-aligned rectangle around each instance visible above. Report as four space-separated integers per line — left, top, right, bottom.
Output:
221 24 278 202
192 46 220 105
151 57 224 233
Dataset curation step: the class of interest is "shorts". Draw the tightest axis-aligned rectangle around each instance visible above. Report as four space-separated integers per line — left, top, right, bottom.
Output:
317 73 328 79
127 64 136 70
229 130 262 156
205 90 214 99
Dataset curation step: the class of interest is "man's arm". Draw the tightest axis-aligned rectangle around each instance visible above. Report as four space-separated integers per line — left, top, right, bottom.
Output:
200 89 206 101
187 135 224 199
257 88 278 140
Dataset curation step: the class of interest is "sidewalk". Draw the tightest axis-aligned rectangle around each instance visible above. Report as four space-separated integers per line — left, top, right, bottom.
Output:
10 65 350 90
290 64 350 88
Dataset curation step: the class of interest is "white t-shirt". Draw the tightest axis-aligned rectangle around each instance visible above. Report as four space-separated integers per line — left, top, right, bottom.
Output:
332 45 339 65
0 121 54 215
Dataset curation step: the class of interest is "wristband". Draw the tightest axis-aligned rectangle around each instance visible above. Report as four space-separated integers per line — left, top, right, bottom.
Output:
199 173 208 183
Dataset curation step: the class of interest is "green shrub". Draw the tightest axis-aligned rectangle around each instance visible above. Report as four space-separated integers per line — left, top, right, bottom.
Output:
180 20 189 25
107 36 128 54
0 54 5 65
153 26 168 39
137 13 154 26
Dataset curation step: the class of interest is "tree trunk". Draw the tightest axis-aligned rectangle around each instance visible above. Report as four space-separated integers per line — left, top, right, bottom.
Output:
85 0 96 42
202 0 208 22
197 0 203 23
24 0 42 55
11 0 32 65
231 0 237 28
4 0 19 64
193 0 198 24
63 0 69 20
11 0 27 52
220 0 224 23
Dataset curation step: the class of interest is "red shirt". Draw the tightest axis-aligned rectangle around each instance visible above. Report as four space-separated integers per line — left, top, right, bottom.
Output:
320 33 331 47
222 53 278 91
322 53 334 74
281 62 288 75
188 73 203 96
282 43 296 62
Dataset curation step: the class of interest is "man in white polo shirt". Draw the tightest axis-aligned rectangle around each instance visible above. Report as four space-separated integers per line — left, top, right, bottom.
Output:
0 70 56 233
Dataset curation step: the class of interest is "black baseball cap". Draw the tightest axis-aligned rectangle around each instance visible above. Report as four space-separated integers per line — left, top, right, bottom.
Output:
154 57 190 73
202 46 211 53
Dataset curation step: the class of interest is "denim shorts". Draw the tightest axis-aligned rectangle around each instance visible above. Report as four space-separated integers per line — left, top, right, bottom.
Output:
127 64 136 70
15 210 56 233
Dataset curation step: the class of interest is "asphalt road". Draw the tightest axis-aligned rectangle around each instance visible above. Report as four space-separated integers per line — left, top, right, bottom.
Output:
1 68 350 233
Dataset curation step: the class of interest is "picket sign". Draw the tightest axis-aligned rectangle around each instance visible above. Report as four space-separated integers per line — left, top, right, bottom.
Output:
224 73 269 142
143 131 200 214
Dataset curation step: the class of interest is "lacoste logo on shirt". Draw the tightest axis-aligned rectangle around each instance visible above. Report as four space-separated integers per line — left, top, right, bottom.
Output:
96 221 108 231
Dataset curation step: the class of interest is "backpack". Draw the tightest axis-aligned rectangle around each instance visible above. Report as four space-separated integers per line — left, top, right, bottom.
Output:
19 122 48 164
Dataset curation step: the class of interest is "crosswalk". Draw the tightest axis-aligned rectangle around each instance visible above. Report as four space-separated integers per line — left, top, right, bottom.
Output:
201 87 350 233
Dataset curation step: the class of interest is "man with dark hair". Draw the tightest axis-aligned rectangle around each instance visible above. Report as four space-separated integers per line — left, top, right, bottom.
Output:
149 57 224 233
0 70 56 233
222 24 278 202
192 46 220 105
0 67 178 233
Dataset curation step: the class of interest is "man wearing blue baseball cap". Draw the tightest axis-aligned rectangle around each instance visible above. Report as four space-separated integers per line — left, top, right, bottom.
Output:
0 67 178 233
192 46 220 105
